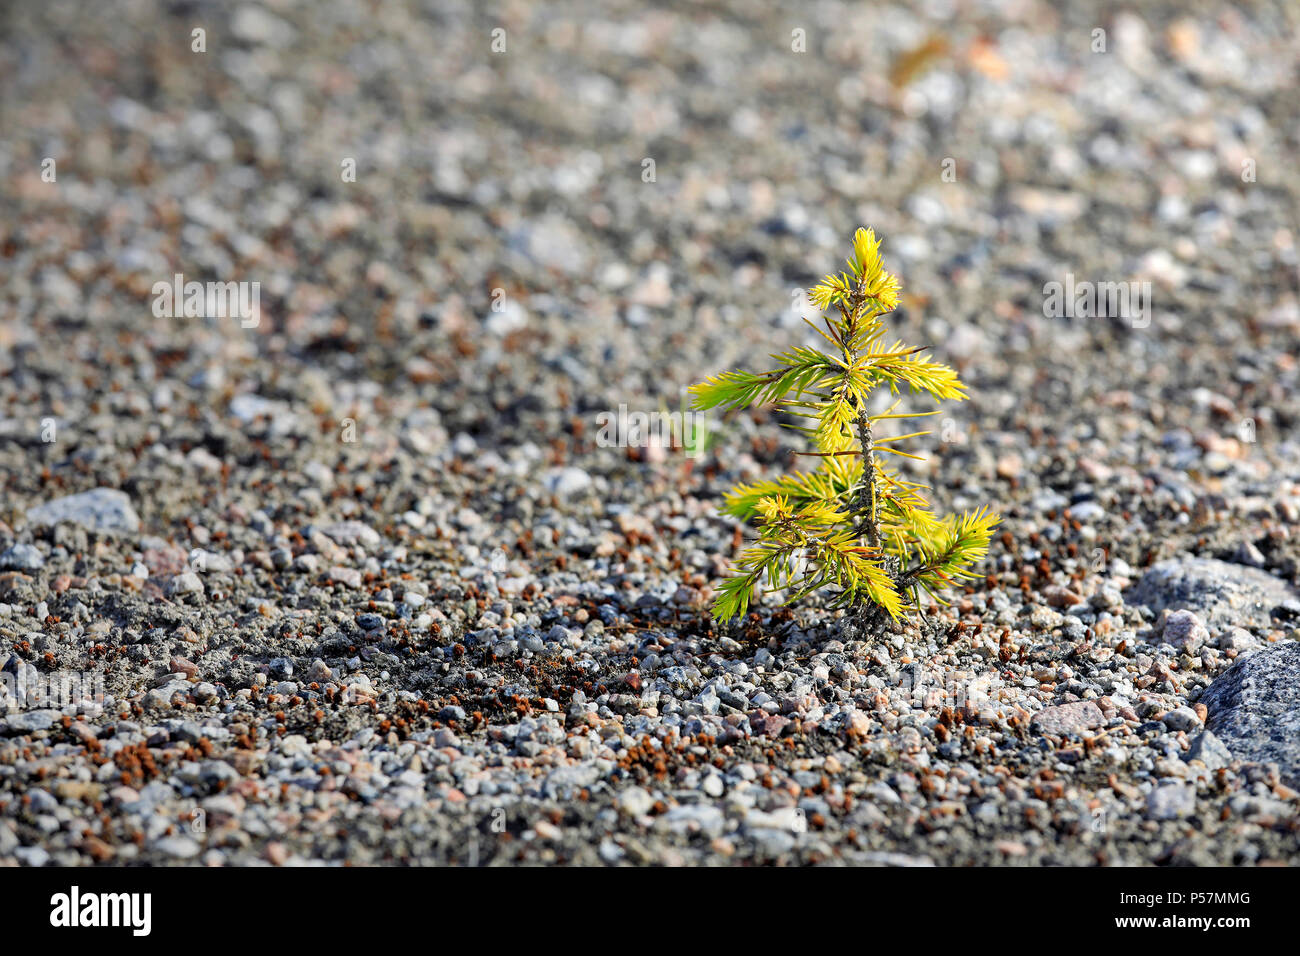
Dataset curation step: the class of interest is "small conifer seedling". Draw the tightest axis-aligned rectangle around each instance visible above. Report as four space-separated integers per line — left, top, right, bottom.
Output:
691 227 999 628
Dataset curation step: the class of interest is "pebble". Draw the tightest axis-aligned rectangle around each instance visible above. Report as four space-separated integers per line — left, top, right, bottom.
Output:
617 787 654 817
1 710 60 735
1031 701 1105 736
166 572 205 596
1145 782 1196 821
542 467 593 498
1184 730 1233 771
0 544 45 571
154 836 202 859
25 488 141 534
328 566 362 588
1161 706 1201 732
1158 609 1209 653
1218 628 1261 654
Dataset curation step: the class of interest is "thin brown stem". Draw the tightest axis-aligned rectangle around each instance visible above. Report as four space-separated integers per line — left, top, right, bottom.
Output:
855 410 880 550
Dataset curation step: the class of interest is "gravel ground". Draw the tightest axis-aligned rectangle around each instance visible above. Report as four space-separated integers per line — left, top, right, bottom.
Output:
1 0 1299 866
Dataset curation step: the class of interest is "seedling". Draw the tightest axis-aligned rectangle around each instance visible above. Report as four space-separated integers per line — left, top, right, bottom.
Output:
691 227 998 628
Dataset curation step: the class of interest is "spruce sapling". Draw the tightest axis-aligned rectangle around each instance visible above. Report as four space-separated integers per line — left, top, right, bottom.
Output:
691 227 999 630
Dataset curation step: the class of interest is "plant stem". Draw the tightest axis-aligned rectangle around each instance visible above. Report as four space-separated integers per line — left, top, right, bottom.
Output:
855 409 880 549
845 273 881 554
845 270 901 633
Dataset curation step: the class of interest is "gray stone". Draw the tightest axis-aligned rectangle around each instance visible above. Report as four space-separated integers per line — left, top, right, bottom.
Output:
1234 542 1267 568
1199 641 1300 787
743 806 805 831
231 5 296 46
1 709 60 735
26 488 141 534
661 804 725 837
166 572 204 596
328 566 362 588
860 852 935 867
1184 730 1233 771
748 829 796 856
199 761 240 789
541 763 600 799
1032 700 1105 736
617 786 654 816
1218 627 1262 655
153 835 202 859
1162 706 1202 733
307 659 332 681
0 543 45 571
865 782 901 804
1126 557 1297 630
1157 609 1209 653
1089 586 1123 611
1145 782 1196 820
0 822 17 856
1070 501 1105 522
542 467 592 498
320 520 381 549
142 682 189 709
13 846 50 866
27 789 58 814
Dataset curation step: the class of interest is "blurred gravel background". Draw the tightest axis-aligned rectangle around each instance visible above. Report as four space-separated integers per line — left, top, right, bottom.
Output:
1 0 1298 866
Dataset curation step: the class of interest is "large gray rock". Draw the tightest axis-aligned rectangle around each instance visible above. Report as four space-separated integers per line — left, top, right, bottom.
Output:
1199 642 1300 787
1126 557 1297 630
26 488 140 535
